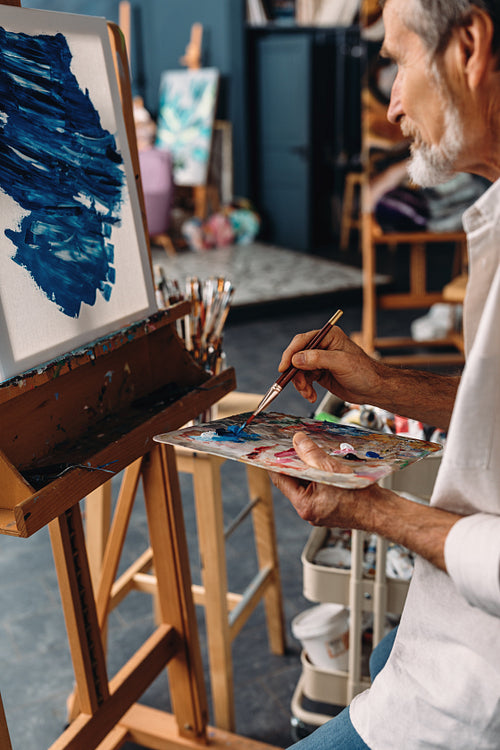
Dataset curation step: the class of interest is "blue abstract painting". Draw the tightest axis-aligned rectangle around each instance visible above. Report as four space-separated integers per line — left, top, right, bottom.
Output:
0 8 156 382
0 26 124 318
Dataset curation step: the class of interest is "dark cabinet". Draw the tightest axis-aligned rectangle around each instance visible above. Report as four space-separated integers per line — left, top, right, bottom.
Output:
248 26 362 252
254 33 313 251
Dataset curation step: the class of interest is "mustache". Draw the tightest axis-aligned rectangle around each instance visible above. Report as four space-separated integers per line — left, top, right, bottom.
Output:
400 118 419 140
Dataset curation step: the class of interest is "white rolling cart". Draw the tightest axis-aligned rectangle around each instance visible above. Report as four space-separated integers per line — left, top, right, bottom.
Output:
290 453 442 736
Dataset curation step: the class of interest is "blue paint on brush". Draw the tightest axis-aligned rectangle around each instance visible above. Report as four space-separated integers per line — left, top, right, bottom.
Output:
0 27 125 317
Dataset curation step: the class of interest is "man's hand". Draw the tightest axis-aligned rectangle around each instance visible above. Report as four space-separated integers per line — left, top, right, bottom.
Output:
278 324 385 406
278 324 459 429
271 432 462 572
270 431 383 530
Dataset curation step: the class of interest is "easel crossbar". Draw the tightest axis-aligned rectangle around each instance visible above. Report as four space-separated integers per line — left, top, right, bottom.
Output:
122 705 280 750
48 624 180 750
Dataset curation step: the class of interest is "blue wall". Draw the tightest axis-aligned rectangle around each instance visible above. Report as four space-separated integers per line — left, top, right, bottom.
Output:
17 0 249 195
21 0 118 18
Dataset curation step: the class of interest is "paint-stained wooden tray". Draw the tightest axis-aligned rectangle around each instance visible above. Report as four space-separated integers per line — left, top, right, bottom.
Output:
0 303 235 537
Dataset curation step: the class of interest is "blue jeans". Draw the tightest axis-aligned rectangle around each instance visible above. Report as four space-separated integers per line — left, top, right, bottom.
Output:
289 627 398 750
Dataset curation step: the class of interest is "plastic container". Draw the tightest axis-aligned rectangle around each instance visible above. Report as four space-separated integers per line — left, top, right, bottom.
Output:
292 603 349 671
138 147 173 236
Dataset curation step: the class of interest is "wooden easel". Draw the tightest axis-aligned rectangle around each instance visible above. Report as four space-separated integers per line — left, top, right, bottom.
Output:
0 5 280 749
180 23 203 70
0 693 13 750
177 22 221 220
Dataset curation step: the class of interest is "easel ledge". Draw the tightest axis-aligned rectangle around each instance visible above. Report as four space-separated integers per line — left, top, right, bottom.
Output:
0 304 236 538
0 302 191 404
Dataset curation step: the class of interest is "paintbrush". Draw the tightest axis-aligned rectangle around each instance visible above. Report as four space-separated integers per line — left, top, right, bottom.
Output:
241 309 343 430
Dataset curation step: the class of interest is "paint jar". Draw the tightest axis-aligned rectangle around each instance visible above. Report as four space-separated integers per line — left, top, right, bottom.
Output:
292 603 349 671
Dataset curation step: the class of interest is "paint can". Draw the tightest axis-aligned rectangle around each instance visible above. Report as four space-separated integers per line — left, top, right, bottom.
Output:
292 603 349 671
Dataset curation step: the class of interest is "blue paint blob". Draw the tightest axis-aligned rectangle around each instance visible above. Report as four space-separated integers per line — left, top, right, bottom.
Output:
366 451 381 459
210 425 261 444
0 27 125 317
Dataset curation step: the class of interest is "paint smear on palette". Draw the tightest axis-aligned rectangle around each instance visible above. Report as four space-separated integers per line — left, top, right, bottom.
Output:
200 425 261 444
0 27 125 318
155 412 442 489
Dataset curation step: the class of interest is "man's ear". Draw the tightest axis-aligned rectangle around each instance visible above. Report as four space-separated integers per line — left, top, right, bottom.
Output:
456 7 495 89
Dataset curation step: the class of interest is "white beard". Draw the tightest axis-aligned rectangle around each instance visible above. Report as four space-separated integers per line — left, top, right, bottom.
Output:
401 91 464 188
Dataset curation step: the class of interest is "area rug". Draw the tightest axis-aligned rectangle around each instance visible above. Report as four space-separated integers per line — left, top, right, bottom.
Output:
152 242 388 308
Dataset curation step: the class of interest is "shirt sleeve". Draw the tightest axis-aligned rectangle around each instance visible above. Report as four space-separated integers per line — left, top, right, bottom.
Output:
444 513 500 617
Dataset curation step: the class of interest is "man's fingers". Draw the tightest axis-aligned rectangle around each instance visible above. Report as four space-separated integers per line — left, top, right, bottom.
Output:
279 326 344 373
293 432 350 473
291 371 318 403
278 332 318 372
291 348 337 372
269 470 303 497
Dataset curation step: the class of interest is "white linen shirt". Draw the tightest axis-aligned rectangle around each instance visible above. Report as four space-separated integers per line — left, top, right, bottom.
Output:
350 177 500 749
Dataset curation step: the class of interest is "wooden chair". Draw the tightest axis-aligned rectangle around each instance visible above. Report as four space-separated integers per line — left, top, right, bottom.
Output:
353 206 467 365
340 171 364 253
85 391 286 733
442 271 468 355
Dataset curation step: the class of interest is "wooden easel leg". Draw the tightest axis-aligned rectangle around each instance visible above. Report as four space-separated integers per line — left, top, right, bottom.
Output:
151 232 177 257
67 462 143 723
0 693 13 750
85 482 113 594
245 466 286 655
191 453 235 731
194 186 208 219
50 506 110 716
95 459 143 629
142 444 209 741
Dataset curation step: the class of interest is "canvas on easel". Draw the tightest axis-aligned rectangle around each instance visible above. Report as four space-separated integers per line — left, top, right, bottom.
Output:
155 67 220 187
0 6 157 382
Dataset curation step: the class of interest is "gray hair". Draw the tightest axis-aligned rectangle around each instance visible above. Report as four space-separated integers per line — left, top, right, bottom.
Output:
381 0 500 57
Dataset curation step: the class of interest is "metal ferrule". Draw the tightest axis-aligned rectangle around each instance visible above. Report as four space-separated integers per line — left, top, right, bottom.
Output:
253 383 283 417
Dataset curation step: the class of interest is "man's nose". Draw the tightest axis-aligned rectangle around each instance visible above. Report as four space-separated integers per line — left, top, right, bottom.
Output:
387 74 404 124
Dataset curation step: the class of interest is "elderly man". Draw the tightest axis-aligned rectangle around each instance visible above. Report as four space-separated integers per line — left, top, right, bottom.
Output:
272 1 500 748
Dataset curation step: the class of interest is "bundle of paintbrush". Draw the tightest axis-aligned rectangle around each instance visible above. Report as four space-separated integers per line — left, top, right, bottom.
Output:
185 276 234 373
154 266 234 375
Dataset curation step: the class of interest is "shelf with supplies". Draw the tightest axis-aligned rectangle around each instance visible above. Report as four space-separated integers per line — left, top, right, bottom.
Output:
302 527 411 614
291 454 442 731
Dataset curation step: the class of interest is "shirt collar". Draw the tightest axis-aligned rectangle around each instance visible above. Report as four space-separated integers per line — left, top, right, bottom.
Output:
462 177 500 233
